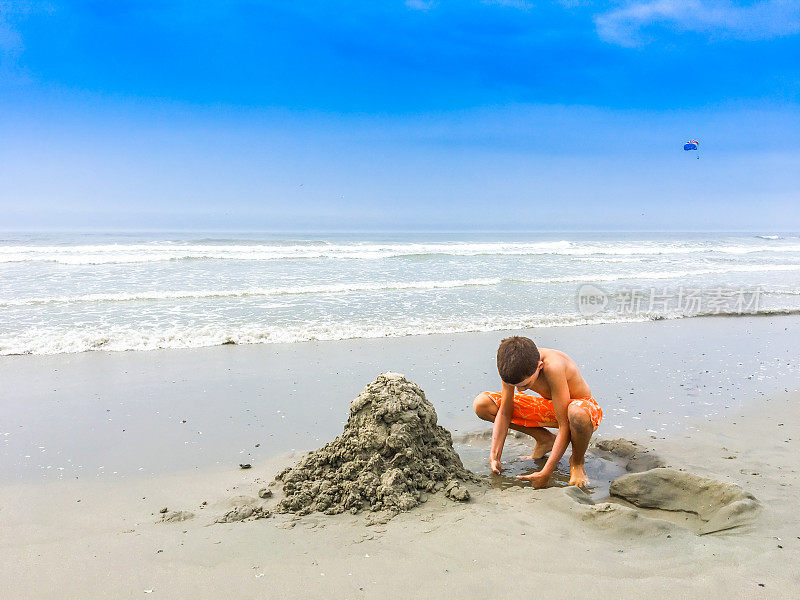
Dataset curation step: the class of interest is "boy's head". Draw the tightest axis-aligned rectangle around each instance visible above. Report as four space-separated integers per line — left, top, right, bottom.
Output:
497 336 542 386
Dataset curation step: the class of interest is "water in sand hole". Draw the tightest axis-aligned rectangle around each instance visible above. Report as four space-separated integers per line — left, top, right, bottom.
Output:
455 436 627 499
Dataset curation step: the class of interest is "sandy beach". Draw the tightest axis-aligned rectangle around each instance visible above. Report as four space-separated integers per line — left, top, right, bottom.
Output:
2 315 799 598
5 2 799 597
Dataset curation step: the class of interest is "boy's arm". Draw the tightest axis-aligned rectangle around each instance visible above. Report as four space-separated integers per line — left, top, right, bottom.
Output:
517 364 571 488
489 381 515 474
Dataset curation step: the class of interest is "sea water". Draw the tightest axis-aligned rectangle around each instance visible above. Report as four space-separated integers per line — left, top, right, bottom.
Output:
2 230 800 355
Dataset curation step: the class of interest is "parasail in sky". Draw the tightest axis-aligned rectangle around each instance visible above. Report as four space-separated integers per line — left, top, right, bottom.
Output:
684 139 700 158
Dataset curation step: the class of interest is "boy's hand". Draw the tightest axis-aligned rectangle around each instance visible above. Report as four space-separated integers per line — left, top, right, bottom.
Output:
490 458 502 474
516 470 550 488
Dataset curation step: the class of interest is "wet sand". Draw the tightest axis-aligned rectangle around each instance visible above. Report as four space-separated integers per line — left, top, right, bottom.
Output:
2 391 799 598
2 314 798 481
1 315 799 598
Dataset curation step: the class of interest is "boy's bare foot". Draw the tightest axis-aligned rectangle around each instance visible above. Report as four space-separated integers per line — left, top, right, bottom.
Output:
520 431 556 460
568 458 588 487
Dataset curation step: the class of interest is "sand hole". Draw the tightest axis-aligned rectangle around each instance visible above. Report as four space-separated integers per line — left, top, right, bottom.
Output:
454 436 628 498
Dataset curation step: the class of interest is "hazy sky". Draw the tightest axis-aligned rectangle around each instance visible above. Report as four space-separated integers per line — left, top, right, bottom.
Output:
1 1 798 231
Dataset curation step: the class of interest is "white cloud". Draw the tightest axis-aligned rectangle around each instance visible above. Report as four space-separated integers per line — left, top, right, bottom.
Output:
595 0 800 46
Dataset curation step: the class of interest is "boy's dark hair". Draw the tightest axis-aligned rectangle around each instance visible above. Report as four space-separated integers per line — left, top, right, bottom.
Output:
497 336 540 384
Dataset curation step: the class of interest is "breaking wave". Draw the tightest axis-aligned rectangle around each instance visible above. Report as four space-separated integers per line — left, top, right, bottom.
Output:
3 240 800 264
3 265 799 307
2 308 798 356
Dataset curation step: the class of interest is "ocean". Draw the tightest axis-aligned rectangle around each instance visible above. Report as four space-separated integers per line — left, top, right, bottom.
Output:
2 231 799 355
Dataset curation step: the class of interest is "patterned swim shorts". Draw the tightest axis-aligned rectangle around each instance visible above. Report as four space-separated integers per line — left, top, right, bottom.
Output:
487 392 603 431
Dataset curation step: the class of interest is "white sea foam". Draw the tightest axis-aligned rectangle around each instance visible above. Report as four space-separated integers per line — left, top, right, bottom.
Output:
0 241 570 263
4 233 799 356
0 278 501 307
4 265 800 307
0 314 670 355
2 240 800 264
518 263 800 284
2 308 796 356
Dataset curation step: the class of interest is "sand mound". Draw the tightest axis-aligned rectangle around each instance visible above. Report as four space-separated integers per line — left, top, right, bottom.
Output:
216 505 270 523
274 372 478 516
214 494 272 523
610 467 760 534
159 510 194 523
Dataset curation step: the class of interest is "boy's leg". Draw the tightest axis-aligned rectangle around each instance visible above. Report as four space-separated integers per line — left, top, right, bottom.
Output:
566 402 593 487
473 392 556 459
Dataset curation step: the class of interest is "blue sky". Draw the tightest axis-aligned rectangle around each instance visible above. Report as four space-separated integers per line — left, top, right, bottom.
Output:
1 0 799 231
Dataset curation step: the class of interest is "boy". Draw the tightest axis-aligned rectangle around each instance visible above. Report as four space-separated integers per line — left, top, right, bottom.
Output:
473 336 602 488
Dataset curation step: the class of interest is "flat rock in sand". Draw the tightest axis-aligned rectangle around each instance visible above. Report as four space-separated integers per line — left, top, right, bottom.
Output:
593 438 666 473
609 467 760 534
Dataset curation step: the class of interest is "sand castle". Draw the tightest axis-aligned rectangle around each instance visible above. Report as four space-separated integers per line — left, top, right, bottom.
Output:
274 372 478 516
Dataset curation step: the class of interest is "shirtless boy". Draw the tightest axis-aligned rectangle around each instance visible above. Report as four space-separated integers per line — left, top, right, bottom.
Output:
473 336 603 488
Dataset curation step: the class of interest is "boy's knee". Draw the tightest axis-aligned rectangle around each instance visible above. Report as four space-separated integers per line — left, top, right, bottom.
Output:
568 405 592 433
473 392 494 420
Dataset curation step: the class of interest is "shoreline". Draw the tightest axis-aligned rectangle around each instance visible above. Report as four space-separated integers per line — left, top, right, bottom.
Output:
4 308 800 357
2 314 799 483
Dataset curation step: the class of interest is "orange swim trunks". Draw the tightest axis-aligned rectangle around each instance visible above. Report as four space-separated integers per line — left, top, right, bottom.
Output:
487 392 603 431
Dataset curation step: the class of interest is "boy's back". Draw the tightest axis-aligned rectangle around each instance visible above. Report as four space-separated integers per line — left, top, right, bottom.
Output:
517 347 591 400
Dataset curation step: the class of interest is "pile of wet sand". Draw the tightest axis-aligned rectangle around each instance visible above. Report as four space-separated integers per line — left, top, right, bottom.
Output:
274 372 478 516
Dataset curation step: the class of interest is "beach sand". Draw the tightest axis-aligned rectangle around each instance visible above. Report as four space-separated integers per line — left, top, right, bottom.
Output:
1 315 799 598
